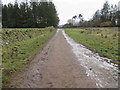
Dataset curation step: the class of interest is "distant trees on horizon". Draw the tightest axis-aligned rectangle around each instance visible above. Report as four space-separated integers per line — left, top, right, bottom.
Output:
2 0 59 28
64 1 120 28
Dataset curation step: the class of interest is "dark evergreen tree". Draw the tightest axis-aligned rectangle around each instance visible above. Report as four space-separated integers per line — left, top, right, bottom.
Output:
2 0 59 28
101 1 110 22
13 1 21 27
7 3 14 27
2 5 8 28
47 1 59 27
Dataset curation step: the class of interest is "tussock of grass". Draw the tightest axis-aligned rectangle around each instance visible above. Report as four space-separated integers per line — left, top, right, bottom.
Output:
2 27 56 87
65 28 119 62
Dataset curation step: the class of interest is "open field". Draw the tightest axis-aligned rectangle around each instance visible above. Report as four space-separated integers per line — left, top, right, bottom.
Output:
2 27 56 87
65 27 119 63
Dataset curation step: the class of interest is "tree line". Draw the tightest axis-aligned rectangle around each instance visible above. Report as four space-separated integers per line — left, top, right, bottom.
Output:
2 0 59 28
64 1 120 28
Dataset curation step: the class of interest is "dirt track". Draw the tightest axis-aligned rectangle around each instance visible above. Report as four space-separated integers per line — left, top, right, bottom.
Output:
10 29 118 88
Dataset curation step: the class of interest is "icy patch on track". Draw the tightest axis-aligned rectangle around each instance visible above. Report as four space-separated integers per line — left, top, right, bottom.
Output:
62 29 118 88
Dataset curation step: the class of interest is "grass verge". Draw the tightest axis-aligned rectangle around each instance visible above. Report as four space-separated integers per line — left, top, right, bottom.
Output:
2 27 56 87
65 28 119 63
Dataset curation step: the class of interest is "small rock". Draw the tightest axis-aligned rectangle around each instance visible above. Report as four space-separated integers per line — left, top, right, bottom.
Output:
41 57 45 61
47 82 52 84
44 51 48 55
89 68 92 70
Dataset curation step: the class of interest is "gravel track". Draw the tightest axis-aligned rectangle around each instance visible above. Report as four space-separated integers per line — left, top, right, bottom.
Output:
10 29 118 88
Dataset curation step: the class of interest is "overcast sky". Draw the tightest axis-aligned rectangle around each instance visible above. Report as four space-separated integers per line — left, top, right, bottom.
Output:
2 0 120 25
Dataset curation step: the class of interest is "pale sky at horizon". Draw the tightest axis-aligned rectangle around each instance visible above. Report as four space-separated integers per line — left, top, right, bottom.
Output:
1 0 120 25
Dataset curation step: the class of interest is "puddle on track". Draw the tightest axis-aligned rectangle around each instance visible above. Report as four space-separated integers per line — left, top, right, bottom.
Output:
61 29 118 88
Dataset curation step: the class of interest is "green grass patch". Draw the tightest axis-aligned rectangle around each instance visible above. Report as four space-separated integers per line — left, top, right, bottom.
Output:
65 28 119 63
2 27 56 87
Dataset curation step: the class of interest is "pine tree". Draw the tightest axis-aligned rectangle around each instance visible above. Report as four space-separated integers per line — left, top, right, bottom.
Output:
2 0 59 28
